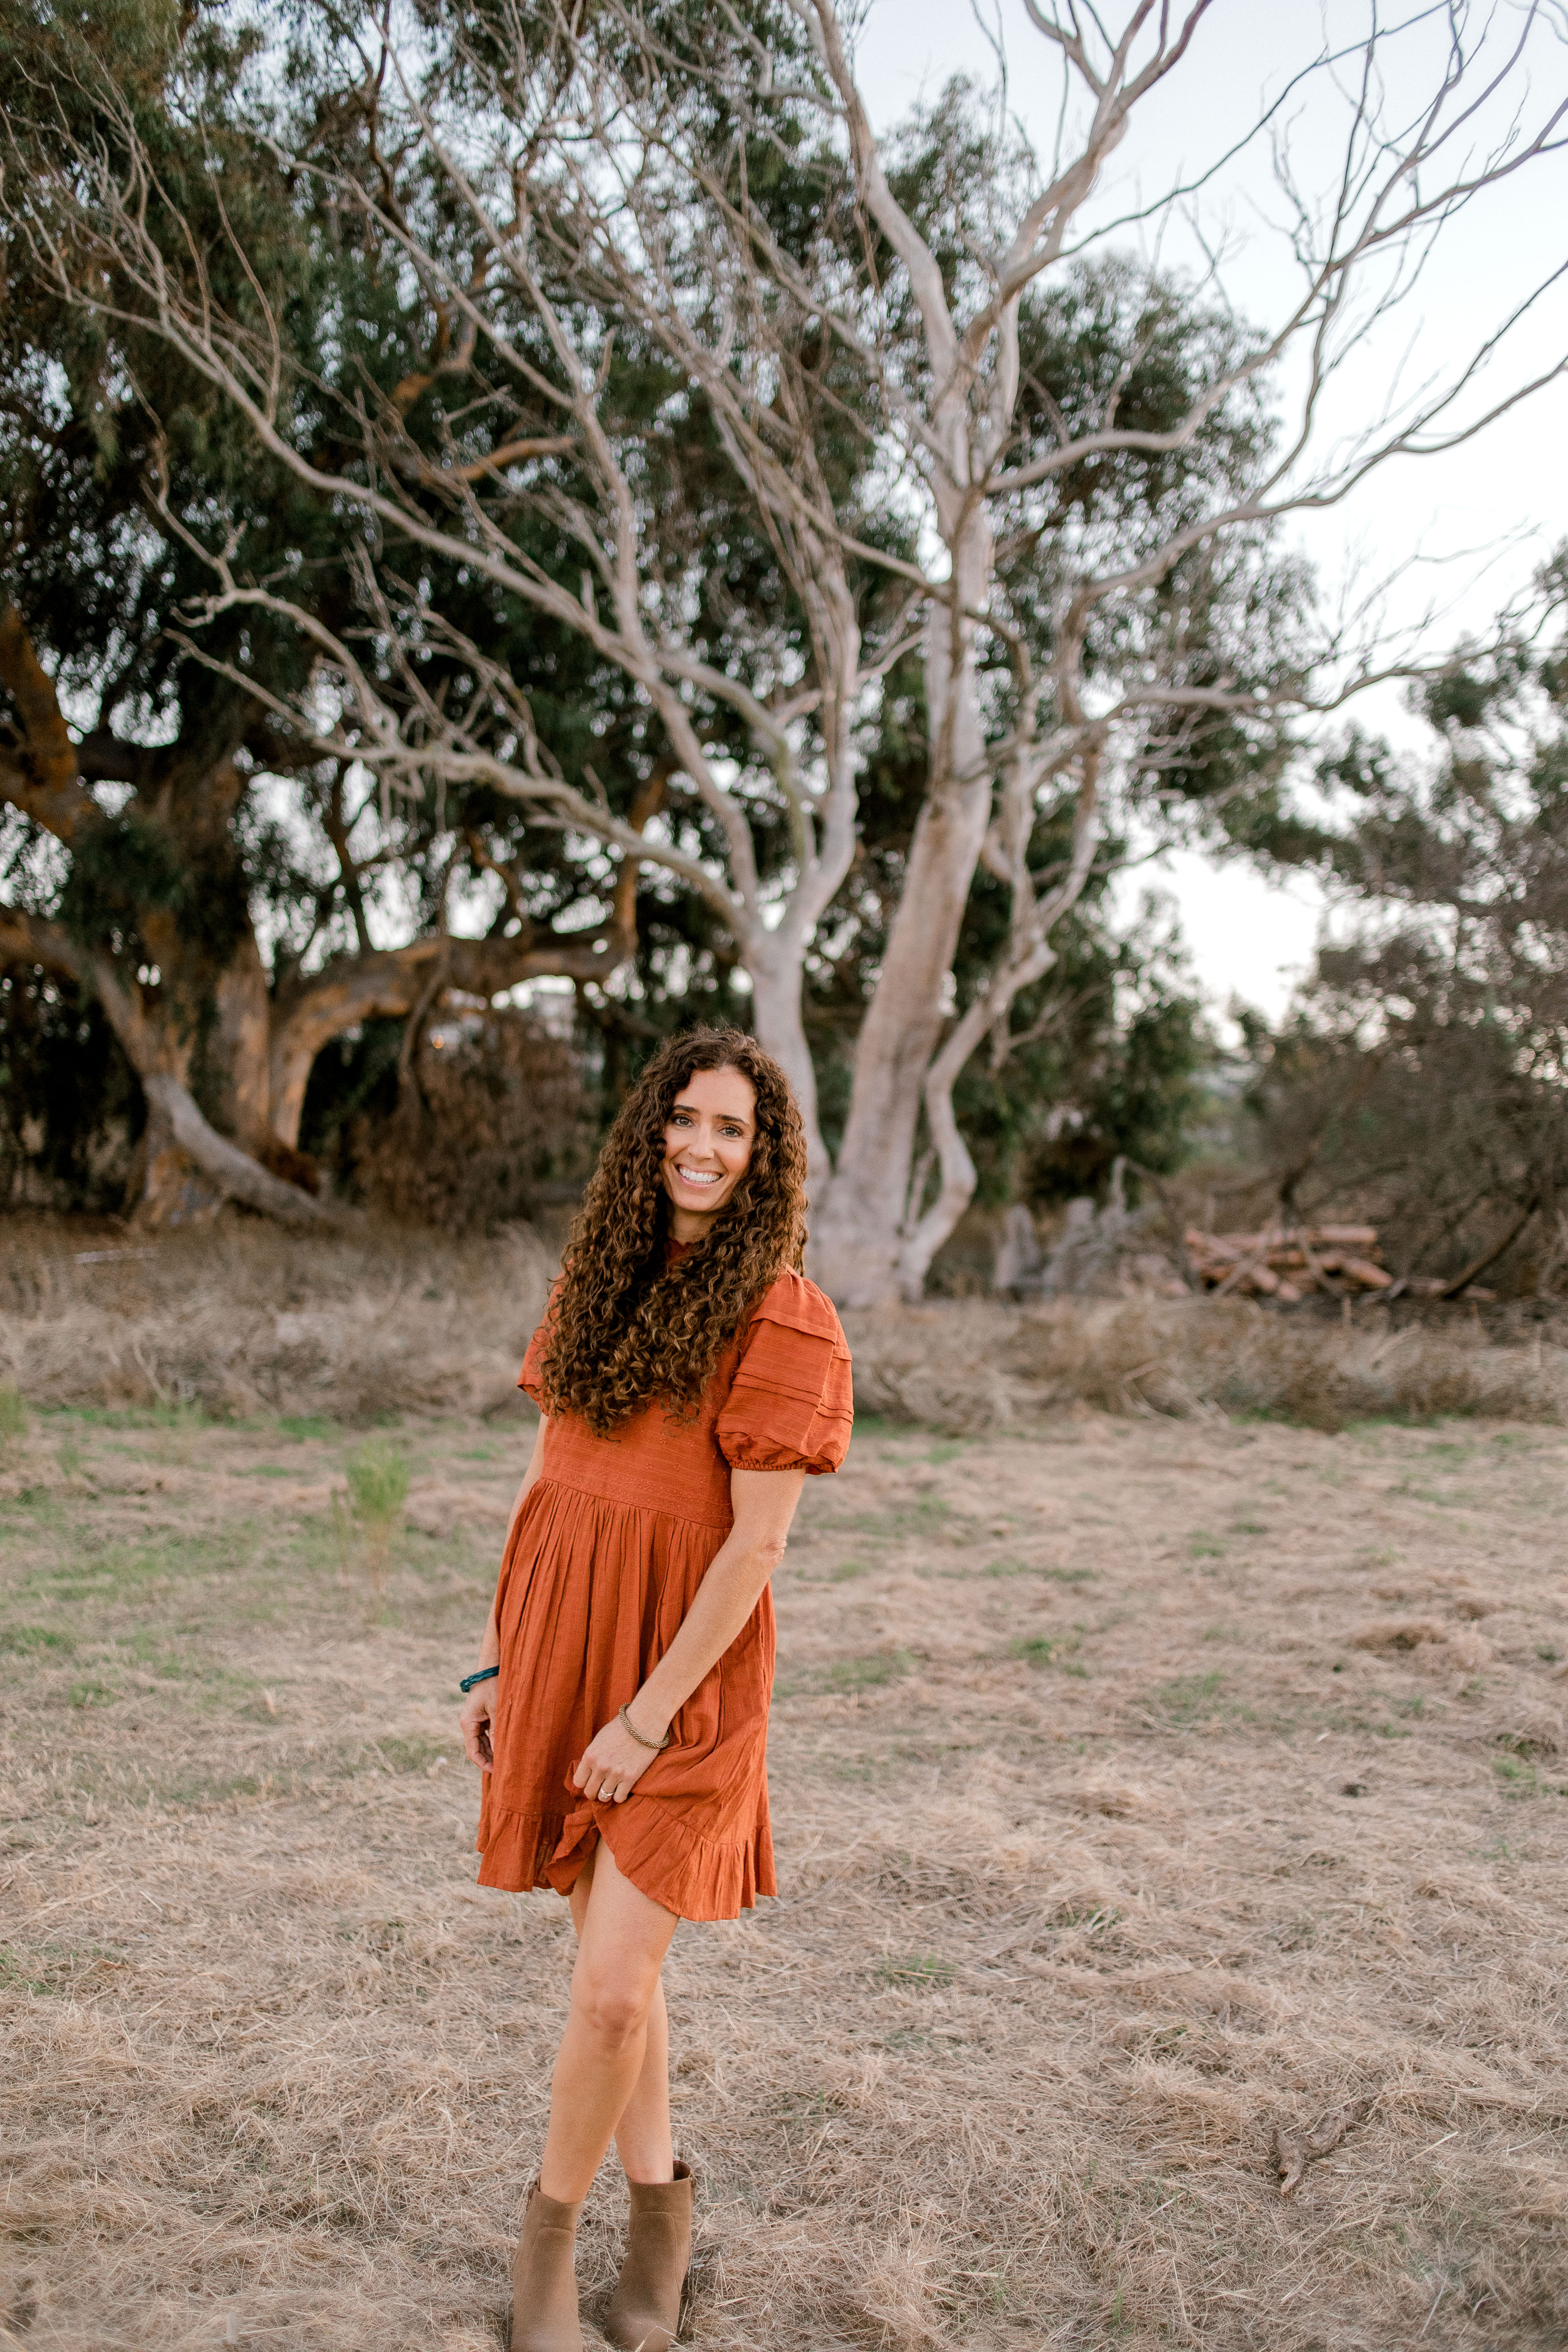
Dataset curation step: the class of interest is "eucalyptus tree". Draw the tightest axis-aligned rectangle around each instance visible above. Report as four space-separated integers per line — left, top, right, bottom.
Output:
0 0 664 1217
14 0 1568 1286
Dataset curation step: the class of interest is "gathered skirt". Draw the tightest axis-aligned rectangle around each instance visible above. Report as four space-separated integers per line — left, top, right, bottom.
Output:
475 1472 777 1921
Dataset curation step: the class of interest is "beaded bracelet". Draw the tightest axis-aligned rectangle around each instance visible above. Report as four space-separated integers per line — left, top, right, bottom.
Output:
459 1665 499 1694
619 1702 671 1751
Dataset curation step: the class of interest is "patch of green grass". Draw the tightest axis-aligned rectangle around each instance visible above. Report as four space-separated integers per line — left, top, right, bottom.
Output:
67 1677 115 1709
983 1557 1036 1578
157 1768 265 1807
1187 1533 1225 1560
1494 1755 1567 1799
242 1463 293 1479
830 1560 868 1582
279 1415 332 1441
784 1648 914 1698
925 1441 965 1465
147 1400 208 1430
1155 1670 1226 1722
57 1436 84 1478
875 1951 956 1988
345 1438 410 1524
1230 1518 1267 1535
1537 1645 1561 1663
32 1526 266 1602
0 1384 27 1442
826 1648 913 1693
0 1487 62 1524
0 1624 76 1657
371 1734 454 1774
1009 1635 1058 1668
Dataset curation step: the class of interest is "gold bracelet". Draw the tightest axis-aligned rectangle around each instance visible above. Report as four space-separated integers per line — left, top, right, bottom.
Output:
619 1702 672 1752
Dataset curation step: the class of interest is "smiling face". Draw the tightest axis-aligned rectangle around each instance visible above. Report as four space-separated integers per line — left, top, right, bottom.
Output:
660 1064 758 1241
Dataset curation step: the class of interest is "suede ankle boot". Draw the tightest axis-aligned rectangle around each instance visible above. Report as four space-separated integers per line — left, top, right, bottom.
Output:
604 2163 693 2352
509 2179 584 2352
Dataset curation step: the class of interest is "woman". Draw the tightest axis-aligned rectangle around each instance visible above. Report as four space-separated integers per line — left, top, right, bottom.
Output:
458 1026 852 2352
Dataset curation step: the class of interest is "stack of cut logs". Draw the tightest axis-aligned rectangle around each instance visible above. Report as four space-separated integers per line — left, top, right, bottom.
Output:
1184 1223 1395 1303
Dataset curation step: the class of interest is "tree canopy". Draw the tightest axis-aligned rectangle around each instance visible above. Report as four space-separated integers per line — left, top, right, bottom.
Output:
4 0 1565 1287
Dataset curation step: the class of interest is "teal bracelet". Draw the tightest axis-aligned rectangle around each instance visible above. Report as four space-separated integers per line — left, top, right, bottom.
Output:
460 1665 499 1694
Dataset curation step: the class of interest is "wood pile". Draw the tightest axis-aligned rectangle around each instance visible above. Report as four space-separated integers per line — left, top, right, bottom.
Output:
1184 1224 1410 1303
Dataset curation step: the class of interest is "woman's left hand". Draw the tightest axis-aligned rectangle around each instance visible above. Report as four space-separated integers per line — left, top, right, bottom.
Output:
572 1708 670 1804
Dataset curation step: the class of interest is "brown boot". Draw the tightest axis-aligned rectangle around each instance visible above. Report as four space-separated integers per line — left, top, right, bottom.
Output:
603 2163 693 2352
509 2179 584 2352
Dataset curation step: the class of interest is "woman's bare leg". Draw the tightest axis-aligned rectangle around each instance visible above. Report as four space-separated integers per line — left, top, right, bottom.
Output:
566 1851 674 2184
541 1839 678 2201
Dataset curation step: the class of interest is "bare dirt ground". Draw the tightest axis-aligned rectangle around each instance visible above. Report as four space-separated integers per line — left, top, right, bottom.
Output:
2 1396 1567 2352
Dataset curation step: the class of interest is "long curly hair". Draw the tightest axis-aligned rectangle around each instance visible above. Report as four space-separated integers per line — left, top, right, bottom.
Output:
536 1026 810 1435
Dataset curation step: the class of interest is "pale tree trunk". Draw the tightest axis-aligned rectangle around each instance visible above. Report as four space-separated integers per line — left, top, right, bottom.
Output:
895 759 1102 1297
810 525 997 1303
747 944 828 1184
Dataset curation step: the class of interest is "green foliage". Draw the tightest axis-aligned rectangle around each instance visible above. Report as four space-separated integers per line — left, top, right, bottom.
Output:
344 1440 410 1534
0 1384 27 1442
1240 558 1568 1290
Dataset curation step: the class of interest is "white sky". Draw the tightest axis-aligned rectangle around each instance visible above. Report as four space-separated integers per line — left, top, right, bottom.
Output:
853 0 1568 1026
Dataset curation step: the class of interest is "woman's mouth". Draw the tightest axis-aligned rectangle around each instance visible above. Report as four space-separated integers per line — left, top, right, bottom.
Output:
674 1164 723 1189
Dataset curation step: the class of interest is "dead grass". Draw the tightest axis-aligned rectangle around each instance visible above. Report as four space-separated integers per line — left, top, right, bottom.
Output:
3 1351 1568 2348
0 1216 552 1422
5 1213 1559 1449
848 1294 1567 1436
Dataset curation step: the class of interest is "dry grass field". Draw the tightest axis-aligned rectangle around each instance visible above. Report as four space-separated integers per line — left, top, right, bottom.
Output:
3 1335 1567 2352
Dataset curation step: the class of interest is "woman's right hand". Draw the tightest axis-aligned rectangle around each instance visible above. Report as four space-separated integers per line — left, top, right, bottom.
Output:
460 1682 496 1772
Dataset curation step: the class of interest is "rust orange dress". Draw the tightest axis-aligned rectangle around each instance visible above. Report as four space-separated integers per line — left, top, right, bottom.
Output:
475 1266 853 1921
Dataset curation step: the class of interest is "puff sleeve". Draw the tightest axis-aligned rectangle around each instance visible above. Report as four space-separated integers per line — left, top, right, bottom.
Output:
717 1269 853 1475
517 1302 555 1409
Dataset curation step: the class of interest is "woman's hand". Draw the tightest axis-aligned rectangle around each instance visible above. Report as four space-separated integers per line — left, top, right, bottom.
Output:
460 1682 496 1772
572 1707 670 1805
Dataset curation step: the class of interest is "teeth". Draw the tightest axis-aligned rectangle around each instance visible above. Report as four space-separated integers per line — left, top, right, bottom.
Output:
676 1166 722 1185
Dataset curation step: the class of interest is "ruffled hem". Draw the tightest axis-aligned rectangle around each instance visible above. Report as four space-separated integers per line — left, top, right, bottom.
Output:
476 1794 776 1923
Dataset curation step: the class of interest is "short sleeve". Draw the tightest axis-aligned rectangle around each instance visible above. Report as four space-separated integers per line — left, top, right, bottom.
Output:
517 1301 555 1409
717 1270 853 1476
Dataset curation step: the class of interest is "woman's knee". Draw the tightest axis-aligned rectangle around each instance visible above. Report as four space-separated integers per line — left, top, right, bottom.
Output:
573 1970 654 2049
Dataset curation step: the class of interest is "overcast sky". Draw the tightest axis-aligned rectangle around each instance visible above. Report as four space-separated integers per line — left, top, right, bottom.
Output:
852 0 1568 1027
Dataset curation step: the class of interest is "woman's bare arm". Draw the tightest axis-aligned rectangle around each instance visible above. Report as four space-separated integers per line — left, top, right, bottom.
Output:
570 1464 806 1798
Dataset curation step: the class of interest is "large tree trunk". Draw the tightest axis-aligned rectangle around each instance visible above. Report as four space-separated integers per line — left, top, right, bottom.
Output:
140 1072 332 1224
747 941 829 1189
809 562 994 1304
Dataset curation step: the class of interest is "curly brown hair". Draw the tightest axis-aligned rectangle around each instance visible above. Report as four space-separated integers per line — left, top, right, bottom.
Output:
536 1026 810 1435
